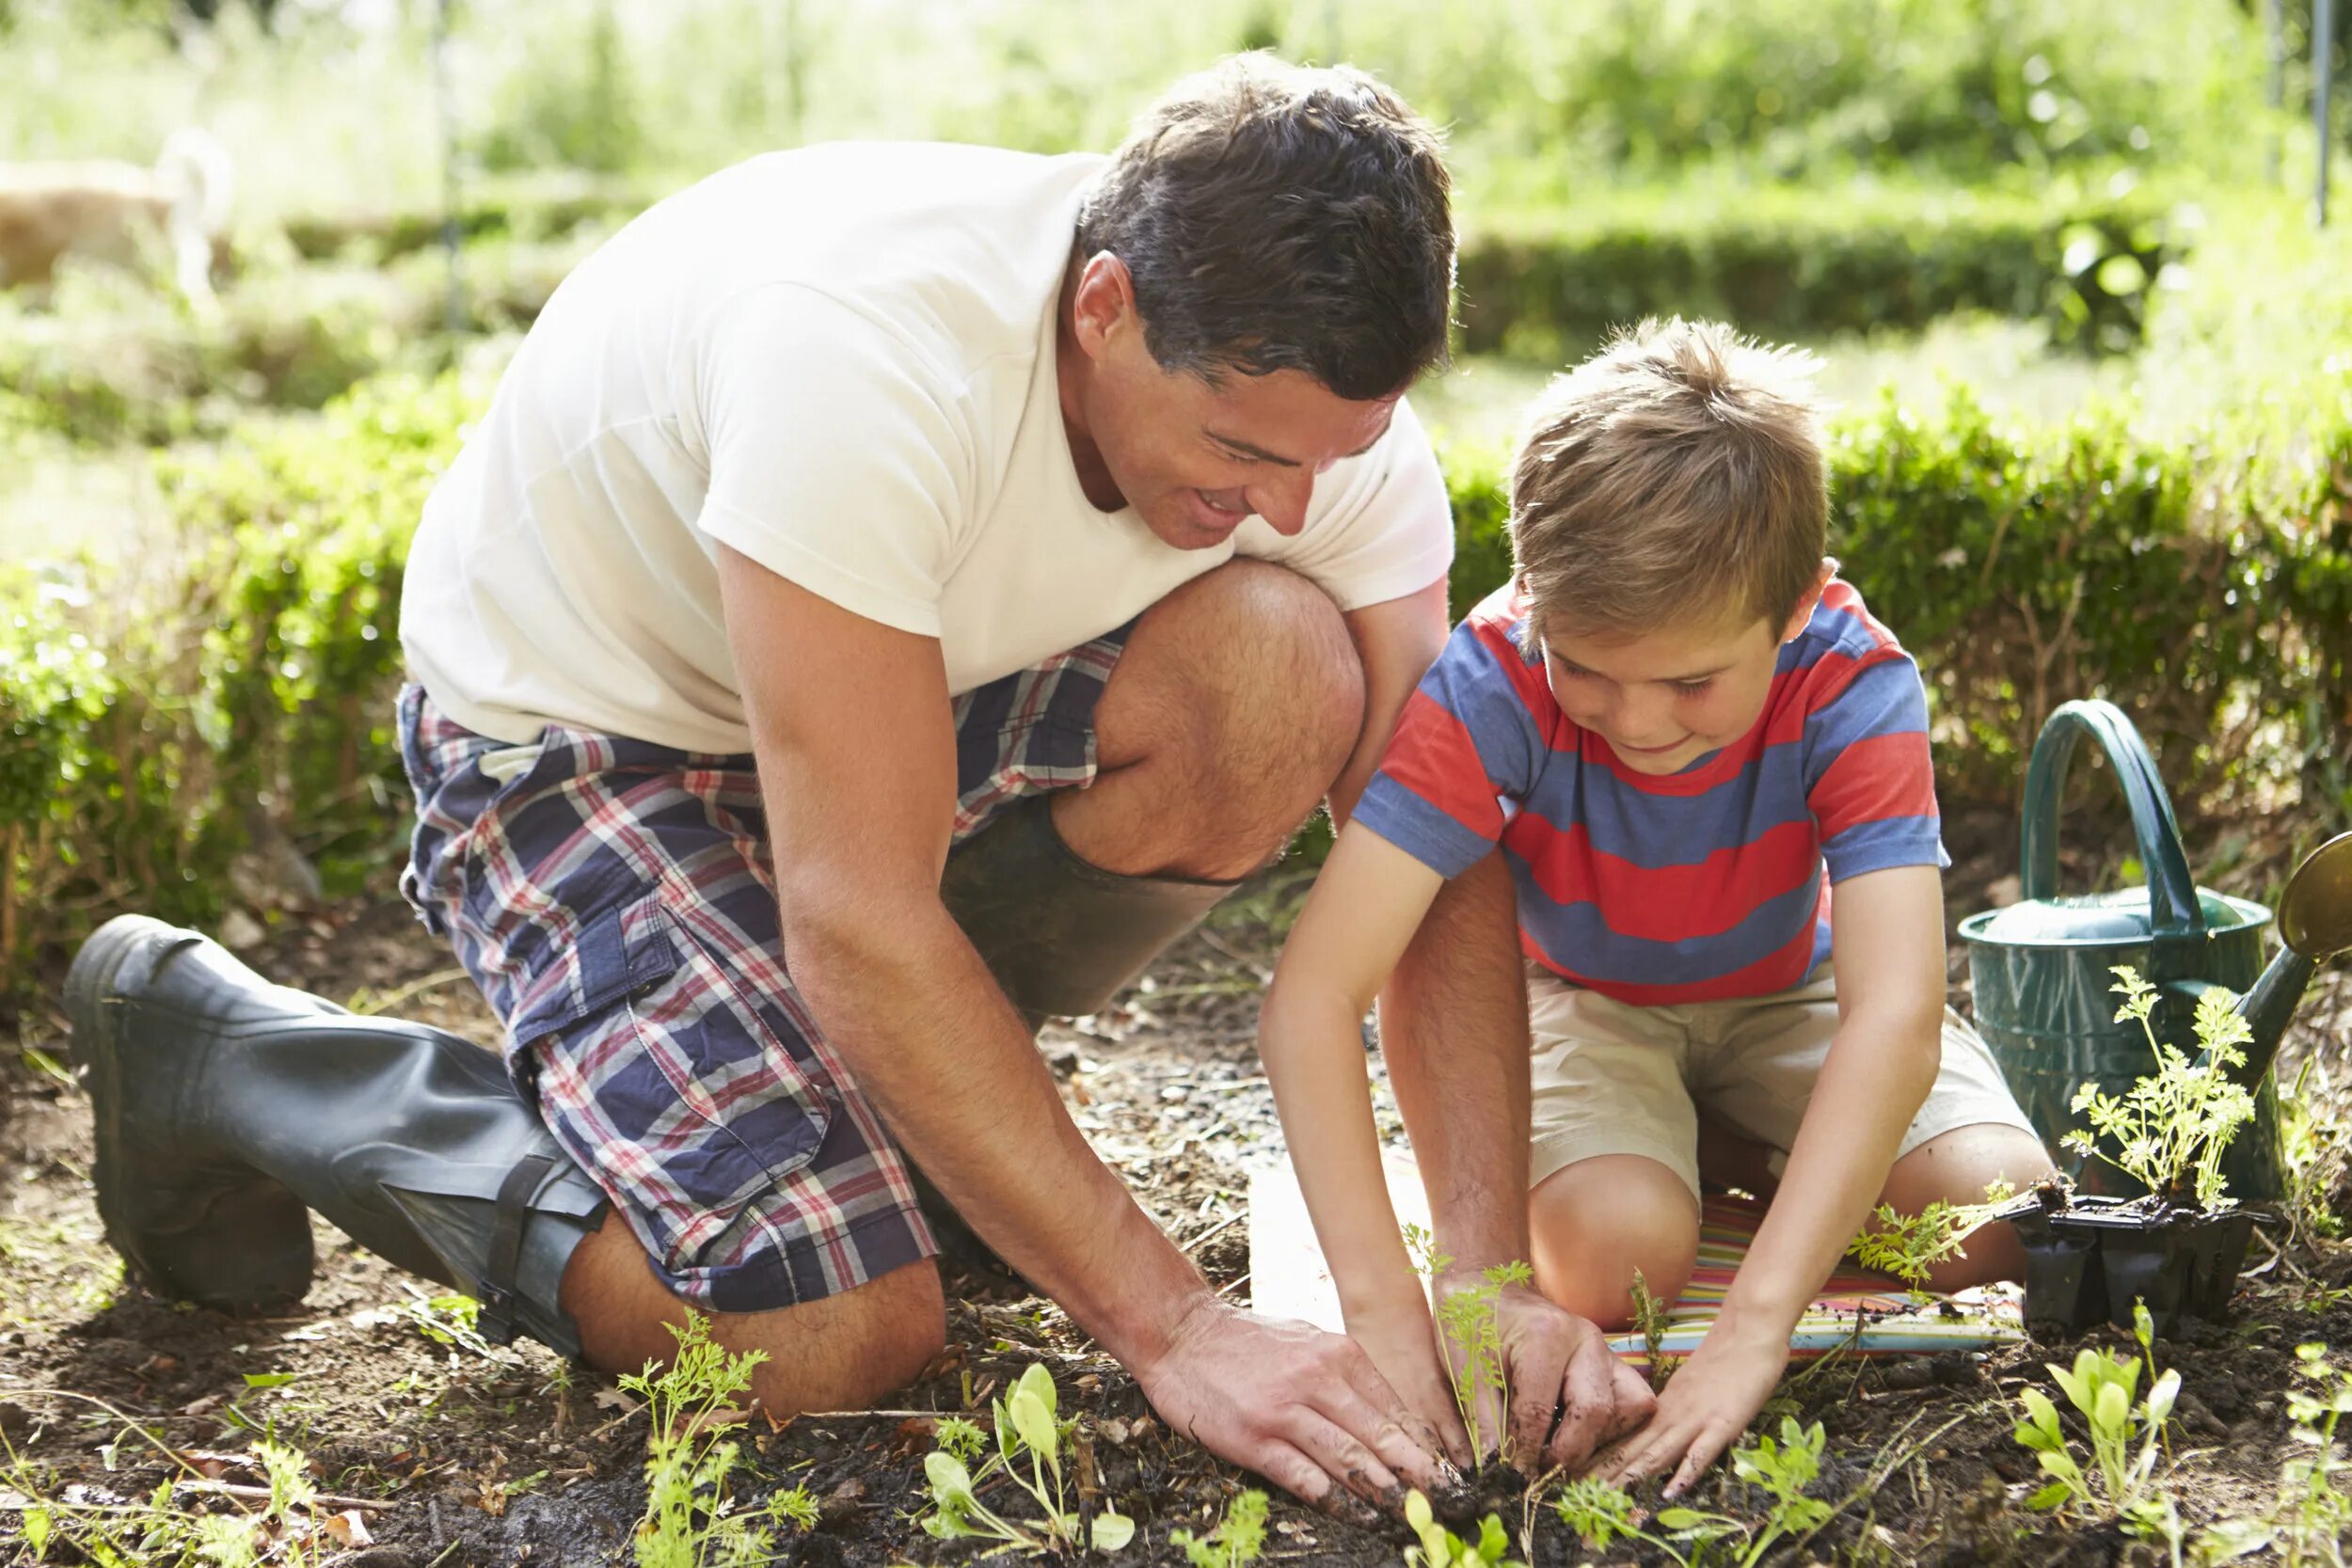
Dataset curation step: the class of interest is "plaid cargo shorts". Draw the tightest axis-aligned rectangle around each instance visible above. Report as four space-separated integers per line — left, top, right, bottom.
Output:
395 628 1127 1314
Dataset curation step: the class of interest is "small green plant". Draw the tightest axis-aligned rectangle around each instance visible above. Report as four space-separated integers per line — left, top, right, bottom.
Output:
1403 1490 1522 1567
2280 1342 2352 1567
1846 1181 2017 1291
2064 968 2258 1207
1403 1220 1534 1465
1551 1418 1832 1567
1169 1487 1268 1568
2012 1303 2181 1526
1629 1268 1677 1387
619 1312 788 1568
917 1361 1135 1555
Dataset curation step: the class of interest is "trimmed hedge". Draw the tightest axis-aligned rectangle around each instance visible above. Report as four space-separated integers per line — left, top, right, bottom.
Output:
1 372 473 993
6 359 2349 998
1456 182 2176 362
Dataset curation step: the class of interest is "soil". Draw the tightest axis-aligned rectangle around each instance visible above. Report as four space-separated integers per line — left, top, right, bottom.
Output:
4 805 2350 1566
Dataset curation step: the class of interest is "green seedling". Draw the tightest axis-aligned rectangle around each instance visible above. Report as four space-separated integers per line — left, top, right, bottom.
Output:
918 1361 1135 1555
1551 1418 1831 1567
1629 1268 1677 1387
2280 1342 2352 1567
618 1312 803 1568
2064 968 2257 1208
1404 1220 1534 1465
1402 1489 1522 1567
2012 1303 2181 1526
1845 1180 2016 1291
1170 1487 1268 1568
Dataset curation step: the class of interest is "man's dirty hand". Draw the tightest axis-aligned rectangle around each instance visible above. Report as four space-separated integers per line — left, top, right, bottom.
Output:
1435 1277 1654 1472
1133 1293 1453 1515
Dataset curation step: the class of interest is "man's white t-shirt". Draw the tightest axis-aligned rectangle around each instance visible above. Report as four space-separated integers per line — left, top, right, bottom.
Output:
400 142 1456 753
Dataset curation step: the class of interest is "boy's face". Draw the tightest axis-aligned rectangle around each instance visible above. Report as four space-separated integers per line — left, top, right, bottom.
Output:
1537 572 1828 776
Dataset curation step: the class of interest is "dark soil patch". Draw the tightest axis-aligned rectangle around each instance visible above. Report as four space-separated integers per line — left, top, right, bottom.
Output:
5 843 2349 1565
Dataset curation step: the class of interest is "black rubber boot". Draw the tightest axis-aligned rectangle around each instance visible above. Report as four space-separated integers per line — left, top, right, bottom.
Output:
66 915 606 1357
939 792 1236 1031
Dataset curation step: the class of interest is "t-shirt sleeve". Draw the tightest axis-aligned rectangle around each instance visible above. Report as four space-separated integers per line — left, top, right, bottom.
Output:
1241 395 1454 611
692 285 969 639
1803 650 1950 880
1351 606 1545 879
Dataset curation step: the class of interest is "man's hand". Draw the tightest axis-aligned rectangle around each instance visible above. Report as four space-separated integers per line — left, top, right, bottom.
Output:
1434 1275 1656 1472
1135 1294 1453 1513
1593 1313 1788 1497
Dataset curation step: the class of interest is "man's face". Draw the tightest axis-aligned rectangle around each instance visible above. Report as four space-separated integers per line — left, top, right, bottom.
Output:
1061 255 1400 550
1536 608 1793 777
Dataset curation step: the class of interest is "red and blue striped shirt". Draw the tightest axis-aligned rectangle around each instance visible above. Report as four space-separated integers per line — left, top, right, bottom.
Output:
1355 578 1947 1006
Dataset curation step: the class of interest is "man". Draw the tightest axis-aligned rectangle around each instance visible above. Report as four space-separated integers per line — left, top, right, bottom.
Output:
67 55 1650 1510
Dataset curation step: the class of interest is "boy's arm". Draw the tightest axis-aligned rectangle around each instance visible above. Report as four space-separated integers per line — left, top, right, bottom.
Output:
1259 823 1449 1332
1599 863 1947 1496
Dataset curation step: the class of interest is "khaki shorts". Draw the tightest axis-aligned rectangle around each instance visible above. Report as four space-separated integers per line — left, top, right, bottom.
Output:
1527 963 2039 1197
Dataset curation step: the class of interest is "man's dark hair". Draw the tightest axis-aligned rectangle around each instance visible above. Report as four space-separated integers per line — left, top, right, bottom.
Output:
1075 54 1455 402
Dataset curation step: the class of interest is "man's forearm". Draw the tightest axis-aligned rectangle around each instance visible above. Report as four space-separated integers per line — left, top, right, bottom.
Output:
1375 852 1533 1270
787 892 1205 1369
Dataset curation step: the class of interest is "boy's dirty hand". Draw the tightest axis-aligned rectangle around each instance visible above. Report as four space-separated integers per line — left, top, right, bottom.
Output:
1593 1315 1789 1497
1346 1298 1474 1469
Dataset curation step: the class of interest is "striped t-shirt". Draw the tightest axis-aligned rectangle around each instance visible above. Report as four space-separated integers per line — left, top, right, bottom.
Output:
1354 578 1947 1006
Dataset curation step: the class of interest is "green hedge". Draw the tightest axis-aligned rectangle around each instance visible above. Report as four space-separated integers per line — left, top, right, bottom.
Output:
7 358 2349 998
0 372 473 993
1455 182 2176 362
1444 388 2352 814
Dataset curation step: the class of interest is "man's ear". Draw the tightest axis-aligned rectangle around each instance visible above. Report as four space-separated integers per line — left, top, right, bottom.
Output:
1068 252 1135 358
1777 557 1838 644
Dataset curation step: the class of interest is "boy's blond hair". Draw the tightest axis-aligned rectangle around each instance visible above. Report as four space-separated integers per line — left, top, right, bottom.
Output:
1509 317 1828 649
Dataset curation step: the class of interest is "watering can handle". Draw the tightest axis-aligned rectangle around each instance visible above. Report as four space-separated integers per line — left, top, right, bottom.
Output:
2019 700 2206 951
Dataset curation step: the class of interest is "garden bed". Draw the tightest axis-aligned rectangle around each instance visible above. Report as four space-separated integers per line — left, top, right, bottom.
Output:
4 847 2349 1566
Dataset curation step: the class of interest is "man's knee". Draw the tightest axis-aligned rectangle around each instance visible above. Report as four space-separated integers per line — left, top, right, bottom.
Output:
1110 562 1374 799
1529 1155 1700 1329
561 1212 946 1413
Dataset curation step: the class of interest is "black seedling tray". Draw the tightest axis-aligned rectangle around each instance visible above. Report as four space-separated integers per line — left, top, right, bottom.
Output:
2002 1190 2273 1339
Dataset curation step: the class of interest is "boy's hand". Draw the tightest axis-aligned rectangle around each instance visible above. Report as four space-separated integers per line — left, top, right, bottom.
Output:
1435 1274 1656 1471
1347 1296 1473 1469
1593 1313 1789 1497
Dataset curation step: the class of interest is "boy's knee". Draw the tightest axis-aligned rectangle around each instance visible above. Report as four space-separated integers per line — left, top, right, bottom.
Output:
1881 1123 2057 1291
1529 1155 1700 1329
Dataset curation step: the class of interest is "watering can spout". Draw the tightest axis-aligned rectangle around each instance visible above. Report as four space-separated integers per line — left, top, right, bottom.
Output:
2230 832 2352 1089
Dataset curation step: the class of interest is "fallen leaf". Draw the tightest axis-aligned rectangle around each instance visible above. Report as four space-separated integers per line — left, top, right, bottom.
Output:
678 1404 751 1438
592 1387 642 1415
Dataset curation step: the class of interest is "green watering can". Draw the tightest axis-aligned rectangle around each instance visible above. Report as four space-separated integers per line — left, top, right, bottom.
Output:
1960 699 2352 1204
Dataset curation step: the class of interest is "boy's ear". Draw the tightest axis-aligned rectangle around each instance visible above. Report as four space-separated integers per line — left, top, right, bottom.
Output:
1777 558 1838 644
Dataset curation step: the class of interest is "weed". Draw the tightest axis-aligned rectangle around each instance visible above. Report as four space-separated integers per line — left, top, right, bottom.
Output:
2012 1303 2181 1528
1169 1487 1268 1568
2064 968 2257 1207
1403 1489 1521 1567
917 1361 1135 1555
2281 1059 2348 1247
618 1312 796 1568
401 1290 502 1361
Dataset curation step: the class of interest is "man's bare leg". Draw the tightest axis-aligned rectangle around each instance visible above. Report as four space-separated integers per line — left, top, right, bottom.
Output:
560 1211 947 1412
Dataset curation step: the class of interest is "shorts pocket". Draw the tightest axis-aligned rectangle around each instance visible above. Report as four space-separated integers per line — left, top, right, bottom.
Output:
526 895 835 1278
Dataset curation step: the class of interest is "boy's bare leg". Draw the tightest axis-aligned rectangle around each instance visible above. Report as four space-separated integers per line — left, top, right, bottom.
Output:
1527 1154 1701 1329
1875 1123 2058 1291
562 1210 948 1414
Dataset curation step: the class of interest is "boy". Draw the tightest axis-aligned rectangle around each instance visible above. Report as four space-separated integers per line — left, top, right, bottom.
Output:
1256 318 2054 1492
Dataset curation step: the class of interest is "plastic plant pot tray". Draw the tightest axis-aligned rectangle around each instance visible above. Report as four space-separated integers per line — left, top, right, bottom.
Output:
2002 1192 2273 1339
